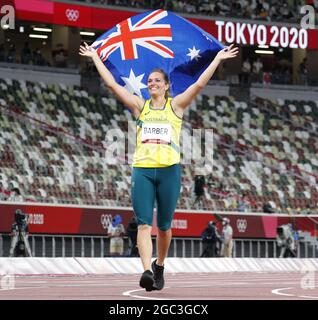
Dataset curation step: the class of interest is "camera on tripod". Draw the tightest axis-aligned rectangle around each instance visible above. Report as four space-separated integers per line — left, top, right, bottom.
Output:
9 209 32 257
15 209 26 226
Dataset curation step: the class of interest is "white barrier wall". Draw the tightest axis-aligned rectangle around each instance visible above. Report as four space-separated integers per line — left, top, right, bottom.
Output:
0 258 317 275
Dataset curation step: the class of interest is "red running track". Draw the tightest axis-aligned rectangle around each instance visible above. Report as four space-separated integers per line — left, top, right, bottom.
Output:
0 272 317 300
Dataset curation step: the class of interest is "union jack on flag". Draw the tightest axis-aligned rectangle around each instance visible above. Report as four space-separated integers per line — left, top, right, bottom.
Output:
93 10 173 61
92 9 224 100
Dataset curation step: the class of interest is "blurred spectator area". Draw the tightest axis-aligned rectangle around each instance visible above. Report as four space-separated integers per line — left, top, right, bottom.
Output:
1 40 315 86
0 34 68 68
0 41 51 67
71 0 318 23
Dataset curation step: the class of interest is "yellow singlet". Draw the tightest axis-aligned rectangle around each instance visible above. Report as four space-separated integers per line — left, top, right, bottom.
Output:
133 98 182 168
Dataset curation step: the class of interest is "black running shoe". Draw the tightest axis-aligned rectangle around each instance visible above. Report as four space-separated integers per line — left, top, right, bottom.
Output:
151 259 165 290
139 270 154 291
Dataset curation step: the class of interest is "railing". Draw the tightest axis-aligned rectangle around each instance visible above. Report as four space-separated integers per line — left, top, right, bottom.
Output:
1 234 317 258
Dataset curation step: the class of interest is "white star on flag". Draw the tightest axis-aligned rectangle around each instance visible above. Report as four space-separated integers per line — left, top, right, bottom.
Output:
187 46 201 61
121 69 148 97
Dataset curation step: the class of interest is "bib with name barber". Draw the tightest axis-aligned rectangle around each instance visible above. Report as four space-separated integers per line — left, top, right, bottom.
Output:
133 98 182 168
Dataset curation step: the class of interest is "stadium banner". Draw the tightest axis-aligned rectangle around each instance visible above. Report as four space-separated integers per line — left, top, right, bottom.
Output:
10 0 54 24
53 2 91 27
6 0 318 50
0 202 317 238
211 20 315 50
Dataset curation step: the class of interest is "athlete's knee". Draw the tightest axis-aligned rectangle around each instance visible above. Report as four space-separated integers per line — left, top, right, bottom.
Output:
136 215 153 227
157 228 172 240
157 224 172 232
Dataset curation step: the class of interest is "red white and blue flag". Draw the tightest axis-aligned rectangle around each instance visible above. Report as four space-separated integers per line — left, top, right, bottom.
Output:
92 9 224 99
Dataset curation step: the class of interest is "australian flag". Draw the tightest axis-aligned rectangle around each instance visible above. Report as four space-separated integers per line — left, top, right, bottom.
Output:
92 9 224 99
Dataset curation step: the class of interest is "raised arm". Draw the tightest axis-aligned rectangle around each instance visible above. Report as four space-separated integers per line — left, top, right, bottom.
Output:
79 42 144 118
172 44 239 113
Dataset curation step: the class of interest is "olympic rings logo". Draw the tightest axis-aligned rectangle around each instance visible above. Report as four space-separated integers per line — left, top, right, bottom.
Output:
236 219 247 233
65 9 80 22
100 214 113 230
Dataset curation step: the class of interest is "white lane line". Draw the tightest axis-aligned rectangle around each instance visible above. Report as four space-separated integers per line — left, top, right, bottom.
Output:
0 283 116 292
122 283 251 300
171 283 250 288
271 287 294 297
272 287 318 299
123 288 171 300
299 295 318 299
0 286 50 292
263 282 300 286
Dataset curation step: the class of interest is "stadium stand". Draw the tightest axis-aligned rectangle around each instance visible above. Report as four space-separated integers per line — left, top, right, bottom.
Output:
73 0 316 23
1 77 318 213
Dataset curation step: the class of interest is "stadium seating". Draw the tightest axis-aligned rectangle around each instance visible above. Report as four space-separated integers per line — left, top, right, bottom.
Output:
71 0 303 23
0 77 318 213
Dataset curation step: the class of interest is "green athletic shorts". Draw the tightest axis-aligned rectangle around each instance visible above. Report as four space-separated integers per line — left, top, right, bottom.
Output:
131 164 181 231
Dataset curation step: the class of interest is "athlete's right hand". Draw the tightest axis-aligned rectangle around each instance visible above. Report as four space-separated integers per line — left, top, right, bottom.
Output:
79 42 98 59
